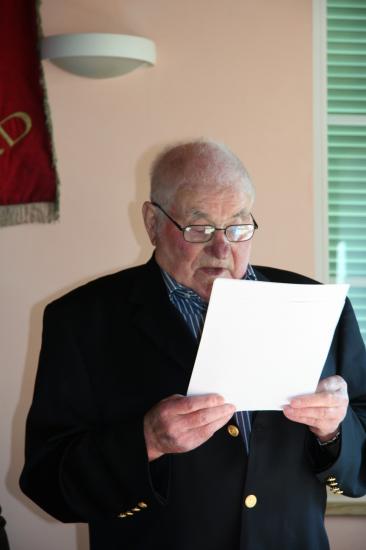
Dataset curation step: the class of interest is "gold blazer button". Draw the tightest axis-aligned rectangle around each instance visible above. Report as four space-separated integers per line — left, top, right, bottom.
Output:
244 494 257 508
227 424 240 437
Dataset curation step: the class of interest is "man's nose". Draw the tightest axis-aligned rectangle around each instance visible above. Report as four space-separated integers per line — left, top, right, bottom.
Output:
205 229 230 258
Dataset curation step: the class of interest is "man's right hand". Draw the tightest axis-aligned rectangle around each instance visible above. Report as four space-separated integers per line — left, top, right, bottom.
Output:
143 393 236 461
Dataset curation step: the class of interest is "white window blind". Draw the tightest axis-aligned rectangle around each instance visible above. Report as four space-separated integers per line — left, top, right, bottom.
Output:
327 0 366 342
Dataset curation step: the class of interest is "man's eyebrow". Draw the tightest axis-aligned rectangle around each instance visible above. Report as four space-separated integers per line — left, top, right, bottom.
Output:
188 209 208 221
187 208 250 223
234 208 250 219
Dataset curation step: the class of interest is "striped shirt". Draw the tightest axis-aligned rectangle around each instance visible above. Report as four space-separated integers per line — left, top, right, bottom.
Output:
161 265 257 453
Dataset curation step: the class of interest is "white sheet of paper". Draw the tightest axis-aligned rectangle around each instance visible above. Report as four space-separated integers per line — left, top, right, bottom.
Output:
187 279 349 410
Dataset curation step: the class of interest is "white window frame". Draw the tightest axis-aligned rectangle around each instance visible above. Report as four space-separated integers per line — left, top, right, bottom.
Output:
313 0 329 283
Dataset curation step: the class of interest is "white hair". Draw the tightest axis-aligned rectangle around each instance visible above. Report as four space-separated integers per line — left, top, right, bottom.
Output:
149 139 255 208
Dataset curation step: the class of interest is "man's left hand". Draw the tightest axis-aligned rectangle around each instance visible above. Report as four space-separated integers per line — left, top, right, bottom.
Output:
283 375 349 442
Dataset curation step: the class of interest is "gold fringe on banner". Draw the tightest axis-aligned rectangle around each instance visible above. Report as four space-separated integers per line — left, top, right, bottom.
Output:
0 202 58 227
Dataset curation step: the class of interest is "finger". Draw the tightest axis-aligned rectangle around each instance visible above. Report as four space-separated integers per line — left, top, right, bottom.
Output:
178 411 236 452
151 407 235 455
284 406 344 420
316 375 347 394
164 393 226 415
286 415 325 430
289 392 348 408
195 413 235 440
177 403 236 430
283 405 344 422
289 376 348 408
282 408 329 430
159 394 186 403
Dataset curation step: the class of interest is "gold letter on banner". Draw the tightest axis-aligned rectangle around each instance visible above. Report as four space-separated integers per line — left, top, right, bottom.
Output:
0 112 32 155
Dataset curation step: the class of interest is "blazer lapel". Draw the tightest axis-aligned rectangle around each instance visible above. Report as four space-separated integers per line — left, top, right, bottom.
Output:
128 257 198 373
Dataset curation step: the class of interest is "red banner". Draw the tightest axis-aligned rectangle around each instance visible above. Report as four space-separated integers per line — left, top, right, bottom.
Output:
0 0 59 226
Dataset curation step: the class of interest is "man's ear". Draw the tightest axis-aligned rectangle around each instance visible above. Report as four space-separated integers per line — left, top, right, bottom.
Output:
142 202 158 246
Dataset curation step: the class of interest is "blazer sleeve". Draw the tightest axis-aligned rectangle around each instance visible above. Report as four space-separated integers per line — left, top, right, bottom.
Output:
314 297 366 496
19 300 166 522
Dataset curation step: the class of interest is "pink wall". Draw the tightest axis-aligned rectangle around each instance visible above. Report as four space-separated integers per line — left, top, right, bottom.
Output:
1 1 364 549
38 0 315 276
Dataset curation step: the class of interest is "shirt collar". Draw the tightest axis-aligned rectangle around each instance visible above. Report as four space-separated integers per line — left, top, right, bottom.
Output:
161 269 206 305
245 263 257 281
161 264 257 304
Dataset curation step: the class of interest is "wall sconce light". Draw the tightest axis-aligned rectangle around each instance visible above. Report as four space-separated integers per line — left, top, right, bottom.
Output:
41 33 156 79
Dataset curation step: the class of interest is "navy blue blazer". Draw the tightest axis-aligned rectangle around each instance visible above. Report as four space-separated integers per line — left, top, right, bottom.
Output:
20 258 366 549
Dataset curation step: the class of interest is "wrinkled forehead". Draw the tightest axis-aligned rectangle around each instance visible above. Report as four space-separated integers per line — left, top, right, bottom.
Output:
171 181 254 219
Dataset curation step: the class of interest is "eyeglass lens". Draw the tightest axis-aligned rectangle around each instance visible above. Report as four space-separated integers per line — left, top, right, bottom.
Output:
184 224 254 242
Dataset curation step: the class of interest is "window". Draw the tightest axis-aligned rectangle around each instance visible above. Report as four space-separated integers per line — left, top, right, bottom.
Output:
314 0 366 342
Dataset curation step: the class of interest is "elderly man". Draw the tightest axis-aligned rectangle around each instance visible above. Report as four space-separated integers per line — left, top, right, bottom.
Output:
20 141 366 550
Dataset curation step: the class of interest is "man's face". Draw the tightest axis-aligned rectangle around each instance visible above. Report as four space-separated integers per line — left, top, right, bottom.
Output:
144 182 254 301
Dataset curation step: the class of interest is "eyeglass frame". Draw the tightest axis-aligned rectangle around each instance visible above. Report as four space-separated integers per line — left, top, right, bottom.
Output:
151 201 258 243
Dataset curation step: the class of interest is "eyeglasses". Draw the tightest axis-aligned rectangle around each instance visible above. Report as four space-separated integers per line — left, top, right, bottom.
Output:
151 202 258 243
